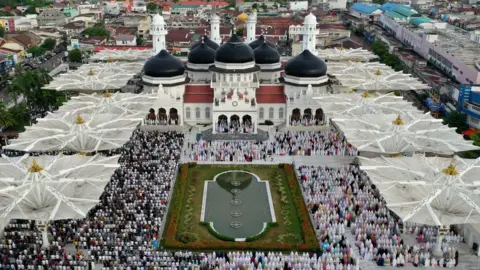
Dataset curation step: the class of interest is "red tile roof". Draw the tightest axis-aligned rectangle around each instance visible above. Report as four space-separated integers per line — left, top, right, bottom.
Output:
256 85 285 103
184 84 214 103
167 29 194 43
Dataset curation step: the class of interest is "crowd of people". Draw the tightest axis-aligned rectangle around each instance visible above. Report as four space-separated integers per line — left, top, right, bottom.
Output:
215 119 254 134
0 130 184 269
298 165 461 269
189 130 357 162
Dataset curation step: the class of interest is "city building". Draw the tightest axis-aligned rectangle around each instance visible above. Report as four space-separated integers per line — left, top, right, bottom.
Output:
349 3 384 23
380 11 480 85
115 34 137 46
289 1 309 11
37 8 68 27
457 85 480 129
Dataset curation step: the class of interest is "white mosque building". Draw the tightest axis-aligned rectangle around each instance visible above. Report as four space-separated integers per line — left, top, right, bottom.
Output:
143 12 329 134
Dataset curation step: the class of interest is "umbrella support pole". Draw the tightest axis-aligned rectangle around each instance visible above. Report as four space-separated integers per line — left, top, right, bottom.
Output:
433 233 444 259
36 220 50 248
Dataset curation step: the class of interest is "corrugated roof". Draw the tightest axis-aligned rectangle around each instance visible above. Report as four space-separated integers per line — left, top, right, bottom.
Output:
350 3 381 14
393 6 417 17
256 85 285 103
380 2 414 12
410 17 433 26
385 11 406 20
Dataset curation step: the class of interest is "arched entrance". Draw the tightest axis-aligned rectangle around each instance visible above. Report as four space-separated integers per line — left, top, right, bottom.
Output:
230 114 240 130
291 108 301 124
303 108 312 120
242 114 253 133
169 108 178 125
315 108 324 125
217 114 228 133
158 107 167 123
147 108 156 121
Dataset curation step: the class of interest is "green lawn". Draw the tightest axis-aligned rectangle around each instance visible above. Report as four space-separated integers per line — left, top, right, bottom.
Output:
162 164 318 251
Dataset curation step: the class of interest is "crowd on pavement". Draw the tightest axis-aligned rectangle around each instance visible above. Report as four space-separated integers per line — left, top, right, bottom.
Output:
188 130 358 162
298 165 461 269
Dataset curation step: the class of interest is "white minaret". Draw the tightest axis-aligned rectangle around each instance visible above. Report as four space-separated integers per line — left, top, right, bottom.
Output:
210 14 221 45
151 13 168 56
245 10 257 44
302 13 317 55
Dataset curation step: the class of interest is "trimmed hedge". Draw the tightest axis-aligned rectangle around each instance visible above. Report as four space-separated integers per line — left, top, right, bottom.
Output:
162 163 318 251
245 222 279 242
200 222 235 242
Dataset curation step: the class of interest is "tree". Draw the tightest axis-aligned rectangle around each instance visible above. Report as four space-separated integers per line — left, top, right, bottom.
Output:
0 10 13 16
0 25 5 38
147 2 160 12
261 3 268 10
41 38 56 51
68 49 83 63
136 36 144 46
235 28 244 36
472 132 480 146
27 46 46 57
83 27 110 38
8 103 30 130
252 3 258 9
23 6 38 14
0 102 17 129
443 111 468 133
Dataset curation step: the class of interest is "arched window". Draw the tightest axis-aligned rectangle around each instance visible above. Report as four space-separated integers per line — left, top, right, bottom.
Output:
259 107 264 119
195 107 201 119
279 107 284 119
269 107 274 119
186 107 191 119
205 107 211 119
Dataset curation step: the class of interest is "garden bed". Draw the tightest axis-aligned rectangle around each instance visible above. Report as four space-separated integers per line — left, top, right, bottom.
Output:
162 163 318 251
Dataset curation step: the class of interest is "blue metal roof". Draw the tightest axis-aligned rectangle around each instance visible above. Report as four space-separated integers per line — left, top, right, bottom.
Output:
380 2 414 12
351 3 381 14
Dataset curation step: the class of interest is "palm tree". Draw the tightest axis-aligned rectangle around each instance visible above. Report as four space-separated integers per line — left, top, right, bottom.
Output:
5 82 23 105
8 103 30 128
0 102 17 129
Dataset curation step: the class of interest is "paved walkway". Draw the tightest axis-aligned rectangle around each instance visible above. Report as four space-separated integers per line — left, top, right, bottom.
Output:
199 128 269 141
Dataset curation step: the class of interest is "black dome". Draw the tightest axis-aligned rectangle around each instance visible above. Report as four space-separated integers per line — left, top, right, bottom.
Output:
215 35 255 64
254 42 280 64
285 50 327 78
249 35 276 50
188 42 216 64
144 50 185 77
191 36 219 50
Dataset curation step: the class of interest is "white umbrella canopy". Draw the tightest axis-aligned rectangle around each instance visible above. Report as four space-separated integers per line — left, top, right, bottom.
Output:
327 61 390 76
333 113 479 154
54 91 157 116
317 47 379 62
314 92 422 117
0 154 120 245
43 62 144 91
359 155 480 226
4 112 141 152
334 68 430 91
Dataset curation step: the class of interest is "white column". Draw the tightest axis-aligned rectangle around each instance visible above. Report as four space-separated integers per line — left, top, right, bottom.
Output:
245 11 257 44
210 14 221 45
151 14 168 56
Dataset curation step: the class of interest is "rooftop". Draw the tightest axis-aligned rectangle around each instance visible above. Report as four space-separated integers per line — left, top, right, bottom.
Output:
433 24 480 67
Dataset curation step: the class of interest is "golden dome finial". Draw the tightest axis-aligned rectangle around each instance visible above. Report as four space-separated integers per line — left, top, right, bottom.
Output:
237 12 248 21
374 69 382 76
88 68 95 76
339 44 344 51
28 160 44 173
74 114 85 125
361 91 370 98
107 56 113 63
78 152 88 155
392 114 405 125
354 57 361 62
104 89 112 98
390 153 402 157
442 160 459 176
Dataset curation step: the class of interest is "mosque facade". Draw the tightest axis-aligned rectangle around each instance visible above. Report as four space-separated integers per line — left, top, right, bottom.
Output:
143 12 330 134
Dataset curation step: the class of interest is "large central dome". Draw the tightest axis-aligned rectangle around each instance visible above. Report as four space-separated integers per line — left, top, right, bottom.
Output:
215 35 255 64
285 50 327 78
144 50 185 77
